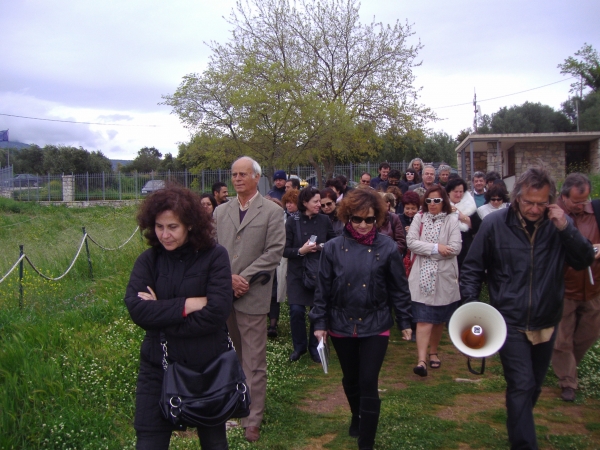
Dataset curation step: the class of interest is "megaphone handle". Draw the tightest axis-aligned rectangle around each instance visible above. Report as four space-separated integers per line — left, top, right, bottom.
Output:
467 357 486 375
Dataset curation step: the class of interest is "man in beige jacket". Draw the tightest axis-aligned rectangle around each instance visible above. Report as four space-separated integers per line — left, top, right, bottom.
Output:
213 156 286 442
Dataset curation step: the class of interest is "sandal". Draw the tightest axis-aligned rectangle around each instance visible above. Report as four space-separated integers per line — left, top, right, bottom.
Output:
429 353 441 369
413 360 427 377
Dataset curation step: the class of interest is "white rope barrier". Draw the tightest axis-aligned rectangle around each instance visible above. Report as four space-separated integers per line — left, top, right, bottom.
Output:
0 226 140 285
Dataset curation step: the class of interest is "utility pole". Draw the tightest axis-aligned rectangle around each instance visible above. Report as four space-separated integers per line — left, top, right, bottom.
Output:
473 90 478 133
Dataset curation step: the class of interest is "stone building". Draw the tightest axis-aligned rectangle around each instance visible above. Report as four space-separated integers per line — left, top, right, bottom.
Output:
456 132 600 191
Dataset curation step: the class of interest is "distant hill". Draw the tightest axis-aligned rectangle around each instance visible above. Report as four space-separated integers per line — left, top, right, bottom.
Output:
111 159 133 170
0 141 30 150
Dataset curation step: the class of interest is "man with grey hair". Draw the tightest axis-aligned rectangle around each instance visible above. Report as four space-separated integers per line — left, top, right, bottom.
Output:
213 156 286 442
471 171 486 208
409 164 436 191
552 172 600 402
461 168 594 449
435 164 451 187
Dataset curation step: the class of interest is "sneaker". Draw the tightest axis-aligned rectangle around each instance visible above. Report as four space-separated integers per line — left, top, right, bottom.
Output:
561 387 576 402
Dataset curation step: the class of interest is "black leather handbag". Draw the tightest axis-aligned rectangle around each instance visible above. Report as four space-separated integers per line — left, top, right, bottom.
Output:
159 334 251 427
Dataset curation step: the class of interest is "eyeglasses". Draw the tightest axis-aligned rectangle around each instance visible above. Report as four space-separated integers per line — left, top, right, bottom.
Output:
565 196 591 206
425 198 443 204
321 201 334 208
360 179 370 184
405 172 414 176
520 199 549 208
489 197 503 202
350 215 377 225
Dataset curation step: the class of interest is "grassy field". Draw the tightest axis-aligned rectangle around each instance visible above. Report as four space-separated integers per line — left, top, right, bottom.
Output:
1 197 600 449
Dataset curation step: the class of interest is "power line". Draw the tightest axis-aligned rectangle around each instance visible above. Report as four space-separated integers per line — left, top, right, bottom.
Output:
0 113 160 127
432 77 575 110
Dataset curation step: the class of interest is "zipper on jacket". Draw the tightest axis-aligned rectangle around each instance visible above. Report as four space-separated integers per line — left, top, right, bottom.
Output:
353 324 357 337
517 221 537 331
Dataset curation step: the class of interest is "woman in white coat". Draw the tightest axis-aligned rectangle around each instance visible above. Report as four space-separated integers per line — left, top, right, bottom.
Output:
407 185 462 377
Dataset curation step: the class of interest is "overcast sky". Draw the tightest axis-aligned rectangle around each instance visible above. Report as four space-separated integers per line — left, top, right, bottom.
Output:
1 0 597 161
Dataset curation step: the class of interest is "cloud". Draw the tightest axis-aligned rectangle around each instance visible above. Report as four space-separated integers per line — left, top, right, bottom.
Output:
97 114 133 122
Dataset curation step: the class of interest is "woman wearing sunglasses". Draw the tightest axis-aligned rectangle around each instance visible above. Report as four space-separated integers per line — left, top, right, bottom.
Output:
477 184 510 219
320 188 344 236
310 189 412 450
407 185 461 377
403 168 421 188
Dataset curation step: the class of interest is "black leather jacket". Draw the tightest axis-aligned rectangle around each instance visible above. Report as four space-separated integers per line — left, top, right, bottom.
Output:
309 230 412 336
460 207 595 330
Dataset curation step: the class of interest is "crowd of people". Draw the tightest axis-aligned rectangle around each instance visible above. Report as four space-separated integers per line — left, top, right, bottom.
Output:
124 157 598 450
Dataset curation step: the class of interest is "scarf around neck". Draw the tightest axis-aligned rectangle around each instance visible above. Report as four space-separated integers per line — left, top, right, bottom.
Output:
419 212 447 296
345 221 377 245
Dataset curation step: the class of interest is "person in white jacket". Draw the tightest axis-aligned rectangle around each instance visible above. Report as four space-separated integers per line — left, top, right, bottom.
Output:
407 185 462 377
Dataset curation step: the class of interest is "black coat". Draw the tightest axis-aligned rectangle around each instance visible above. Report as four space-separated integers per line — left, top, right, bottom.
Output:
124 243 233 431
309 230 412 336
283 213 336 306
460 207 595 330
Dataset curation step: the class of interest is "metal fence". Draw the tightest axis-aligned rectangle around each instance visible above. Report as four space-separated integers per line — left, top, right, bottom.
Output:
3 161 451 202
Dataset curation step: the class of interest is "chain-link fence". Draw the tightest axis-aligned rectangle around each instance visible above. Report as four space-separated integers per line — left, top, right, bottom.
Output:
4 161 454 202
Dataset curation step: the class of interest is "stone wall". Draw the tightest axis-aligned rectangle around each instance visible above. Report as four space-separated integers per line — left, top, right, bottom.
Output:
514 142 565 181
456 151 488 183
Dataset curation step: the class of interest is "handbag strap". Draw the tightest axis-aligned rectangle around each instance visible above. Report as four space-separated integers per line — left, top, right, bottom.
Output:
294 215 303 248
159 330 235 372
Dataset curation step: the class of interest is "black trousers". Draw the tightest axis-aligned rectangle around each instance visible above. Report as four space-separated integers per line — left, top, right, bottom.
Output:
330 334 389 398
136 425 228 450
498 327 556 450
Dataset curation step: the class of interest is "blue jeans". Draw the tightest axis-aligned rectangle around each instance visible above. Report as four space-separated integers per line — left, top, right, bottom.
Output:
498 326 556 450
289 304 318 356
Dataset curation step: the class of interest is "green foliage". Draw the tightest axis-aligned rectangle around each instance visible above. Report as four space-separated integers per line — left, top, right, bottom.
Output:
3 144 113 175
165 0 435 175
477 101 573 134
561 91 600 132
558 43 600 95
121 147 181 173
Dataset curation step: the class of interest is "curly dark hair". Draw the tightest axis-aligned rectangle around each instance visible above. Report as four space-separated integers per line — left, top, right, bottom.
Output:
445 178 468 195
137 183 215 251
337 188 387 225
320 188 338 203
422 185 453 214
297 187 320 213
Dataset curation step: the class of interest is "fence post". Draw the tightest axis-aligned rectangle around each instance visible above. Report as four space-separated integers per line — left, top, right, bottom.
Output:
47 173 51 202
19 244 24 309
185 168 188 188
201 170 205 192
82 227 94 280
102 172 106 201
119 172 122 201
86 172 89 202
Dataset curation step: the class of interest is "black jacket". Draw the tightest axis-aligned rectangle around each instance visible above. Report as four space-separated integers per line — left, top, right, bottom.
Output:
309 230 412 336
124 243 232 431
283 213 336 306
460 207 595 331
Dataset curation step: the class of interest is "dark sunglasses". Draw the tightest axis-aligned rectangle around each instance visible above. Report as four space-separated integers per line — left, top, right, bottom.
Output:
425 198 443 204
350 215 377 225
490 197 503 202
360 179 370 183
321 201 334 207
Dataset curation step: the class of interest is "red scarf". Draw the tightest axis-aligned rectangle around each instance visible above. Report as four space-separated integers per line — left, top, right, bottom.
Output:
345 221 377 245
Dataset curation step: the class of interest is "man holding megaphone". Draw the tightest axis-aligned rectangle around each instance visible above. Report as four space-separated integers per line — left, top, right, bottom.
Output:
460 168 595 450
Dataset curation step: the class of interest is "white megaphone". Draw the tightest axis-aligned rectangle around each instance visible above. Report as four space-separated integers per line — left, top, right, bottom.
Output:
448 302 507 374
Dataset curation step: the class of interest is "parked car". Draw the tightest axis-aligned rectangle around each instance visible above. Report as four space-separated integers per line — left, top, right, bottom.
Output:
141 180 165 195
10 174 39 187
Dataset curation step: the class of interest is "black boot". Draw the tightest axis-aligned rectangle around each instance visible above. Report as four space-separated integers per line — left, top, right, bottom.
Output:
342 382 360 438
357 397 381 450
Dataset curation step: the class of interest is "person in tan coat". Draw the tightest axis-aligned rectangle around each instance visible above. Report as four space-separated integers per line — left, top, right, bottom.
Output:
213 156 286 442
406 185 461 377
